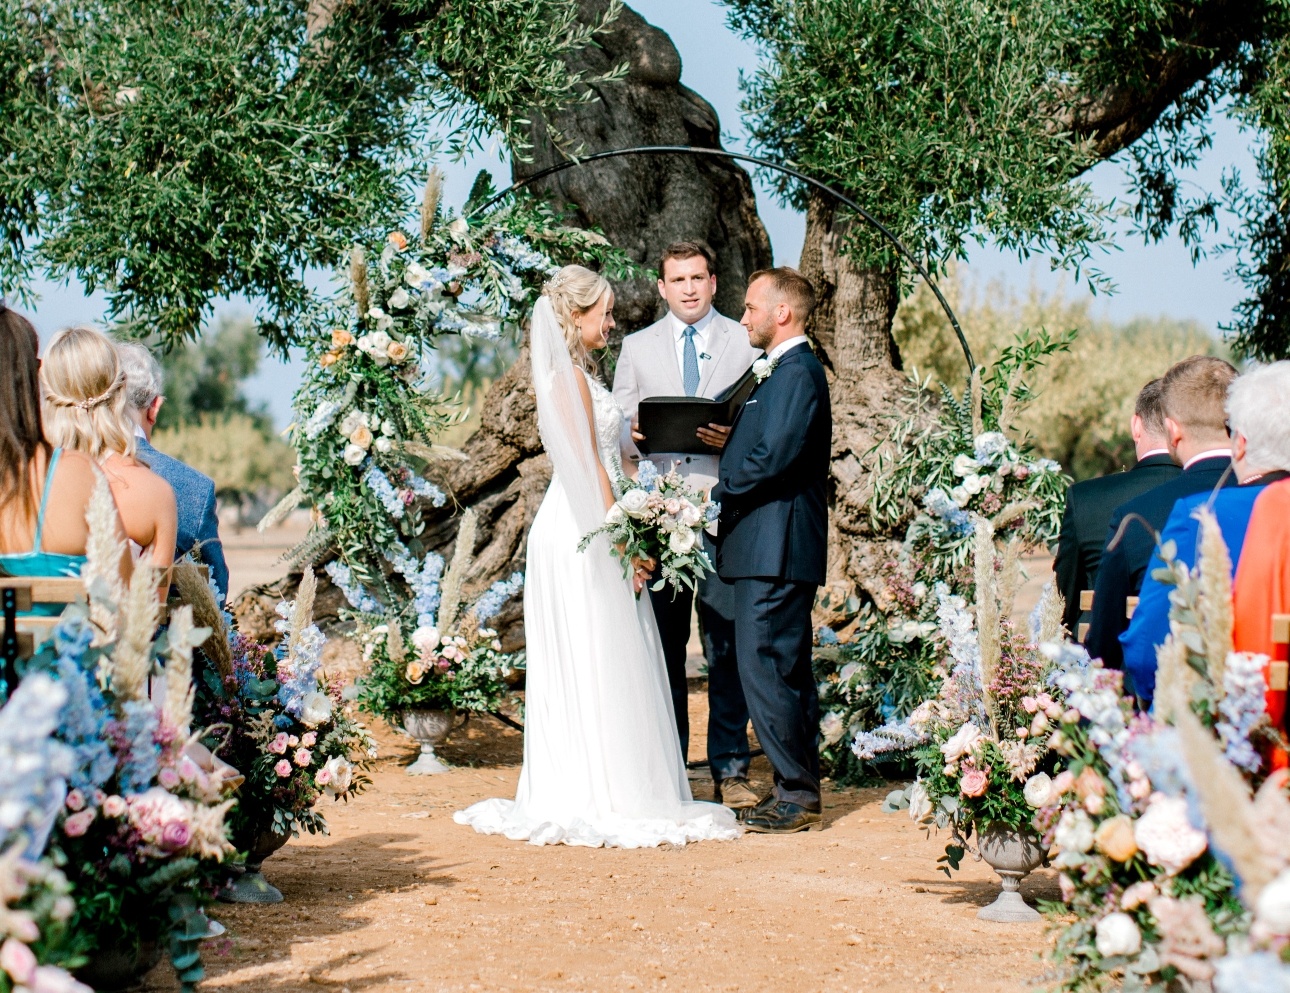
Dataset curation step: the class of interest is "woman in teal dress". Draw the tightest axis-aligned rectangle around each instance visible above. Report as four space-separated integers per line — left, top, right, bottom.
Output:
0 305 131 611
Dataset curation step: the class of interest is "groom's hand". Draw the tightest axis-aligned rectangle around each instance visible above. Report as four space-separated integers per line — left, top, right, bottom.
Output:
697 423 731 449
631 415 646 443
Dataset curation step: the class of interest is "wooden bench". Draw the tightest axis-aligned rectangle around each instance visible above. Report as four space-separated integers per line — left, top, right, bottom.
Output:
1075 591 1137 641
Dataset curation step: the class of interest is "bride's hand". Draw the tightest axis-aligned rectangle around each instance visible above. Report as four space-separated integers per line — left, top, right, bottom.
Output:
630 555 656 594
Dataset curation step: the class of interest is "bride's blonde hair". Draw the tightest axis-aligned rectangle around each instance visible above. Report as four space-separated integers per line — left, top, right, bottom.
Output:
41 325 137 462
542 265 610 374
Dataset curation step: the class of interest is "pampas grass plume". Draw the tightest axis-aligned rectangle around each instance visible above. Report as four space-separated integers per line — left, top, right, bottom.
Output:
82 472 125 646
257 486 303 533
111 560 161 702
1195 507 1234 691
437 510 477 634
163 604 196 735
173 561 233 682
1036 581 1064 643
287 567 317 663
421 168 444 240
350 245 370 318
970 366 984 438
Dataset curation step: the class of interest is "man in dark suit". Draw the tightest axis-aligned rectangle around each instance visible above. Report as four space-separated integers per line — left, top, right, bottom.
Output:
713 267 831 834
116 340 231 599
1054 379 1180 636
1084 355 1238 670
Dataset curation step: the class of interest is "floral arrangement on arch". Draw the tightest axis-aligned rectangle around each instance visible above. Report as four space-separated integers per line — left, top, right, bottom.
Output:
260 170 634 690
186 565 375 847
1036 508 1284 992
579 460 719 596
813 330 1072 782
860 519 1068 871
354 509 525 721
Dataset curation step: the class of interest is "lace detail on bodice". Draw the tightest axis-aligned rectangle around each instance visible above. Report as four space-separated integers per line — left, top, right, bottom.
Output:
584 373 625 476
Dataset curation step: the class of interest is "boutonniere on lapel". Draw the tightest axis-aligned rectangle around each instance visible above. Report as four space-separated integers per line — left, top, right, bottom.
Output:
752 356 777 384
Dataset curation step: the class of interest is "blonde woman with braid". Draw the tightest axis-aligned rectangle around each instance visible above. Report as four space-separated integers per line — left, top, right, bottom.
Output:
41 326 177 584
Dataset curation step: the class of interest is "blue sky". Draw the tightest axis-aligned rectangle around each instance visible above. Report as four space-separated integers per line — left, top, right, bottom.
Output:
19 0 1259 426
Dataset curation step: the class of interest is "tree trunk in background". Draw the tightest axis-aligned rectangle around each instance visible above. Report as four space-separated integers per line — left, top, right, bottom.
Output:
420 0 772 645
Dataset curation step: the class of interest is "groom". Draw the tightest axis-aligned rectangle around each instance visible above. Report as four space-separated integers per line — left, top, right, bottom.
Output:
713 267 831 833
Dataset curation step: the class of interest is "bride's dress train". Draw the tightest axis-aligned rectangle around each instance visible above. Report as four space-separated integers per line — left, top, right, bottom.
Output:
454 298 740 848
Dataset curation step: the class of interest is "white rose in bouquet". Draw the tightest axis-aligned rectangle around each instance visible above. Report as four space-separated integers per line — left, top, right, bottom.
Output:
320 756 354 797
950 485 971 508
388 288 411 310
952 453 980 477
300 691 335 727
411 626 440 654
908 781 933 820
1256 869 1290 937
669 528 697 554
941 722 984 763
366 310 394 334
1134 793 1208 874
619 488 651 518
404 262 430 287
962 473 987 495
1055 809 1095 854
343 443 367 465
1094 912 1142 957
819 712 845 746
679 501 702 527
605 504 626 525
1023 772 1054 808
339 409 365 436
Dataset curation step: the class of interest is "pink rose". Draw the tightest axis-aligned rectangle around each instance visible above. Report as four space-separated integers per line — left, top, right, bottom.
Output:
160 821 191 852
288 735 300 748
274 759 293 778
0 937 37 984
102 795 127 818
1051 770 1076 796
158 767 181 790
301 732 317 748
64 789 85 812
960 768 989 797
63 809 96 838
294 748 312 767
269 733 289 755
315 768 332 786
29 965 93 993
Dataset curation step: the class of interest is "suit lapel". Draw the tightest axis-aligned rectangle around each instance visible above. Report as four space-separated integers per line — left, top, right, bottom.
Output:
650 320 685 396
697 318 730 397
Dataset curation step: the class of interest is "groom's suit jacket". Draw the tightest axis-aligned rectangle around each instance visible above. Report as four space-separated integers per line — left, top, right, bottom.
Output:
612 309 759 493
712 343 831 585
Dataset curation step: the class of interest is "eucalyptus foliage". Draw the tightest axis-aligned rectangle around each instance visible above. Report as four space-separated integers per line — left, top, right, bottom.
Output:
0 0 623 346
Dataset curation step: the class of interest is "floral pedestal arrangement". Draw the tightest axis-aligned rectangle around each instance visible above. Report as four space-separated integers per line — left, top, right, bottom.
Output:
400 709 456 774
976 824 1046 922
223 829 292 904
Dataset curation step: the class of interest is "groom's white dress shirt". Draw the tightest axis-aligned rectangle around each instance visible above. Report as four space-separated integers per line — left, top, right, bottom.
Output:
612 306 760 493
766 335 810 364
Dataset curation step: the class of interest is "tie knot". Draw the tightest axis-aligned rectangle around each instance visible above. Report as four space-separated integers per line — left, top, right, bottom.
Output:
683 326 696 338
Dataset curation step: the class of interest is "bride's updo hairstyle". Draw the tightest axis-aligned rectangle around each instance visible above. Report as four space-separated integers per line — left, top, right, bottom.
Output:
41 325 137 462
542 264 610 373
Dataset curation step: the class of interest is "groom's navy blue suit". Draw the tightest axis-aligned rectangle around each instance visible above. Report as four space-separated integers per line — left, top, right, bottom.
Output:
712 341 831 807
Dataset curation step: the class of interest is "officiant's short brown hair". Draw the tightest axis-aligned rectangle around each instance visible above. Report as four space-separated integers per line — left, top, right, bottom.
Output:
749 267 816 322
658 241 714 279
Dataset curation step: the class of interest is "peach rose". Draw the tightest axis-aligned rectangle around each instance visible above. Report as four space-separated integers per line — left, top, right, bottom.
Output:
349 424 374 449
331 328 353 348
386 340 409 364
960 768 989 797
319 350 339 368
1094 814 1138 862
388 231 408 251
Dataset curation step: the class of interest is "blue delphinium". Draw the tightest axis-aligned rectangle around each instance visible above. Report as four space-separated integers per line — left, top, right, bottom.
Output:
117 699 161 795
406 474 447 508
54 655 116 795
923 488 973 537
817 626 840 646
363 463 405 520
387 547 444 629
273 601 325 719
494 234 551 273
472 572 525 622
325 560 382 615
1216 651 1267 774
304 398 344 440
0 672 74 856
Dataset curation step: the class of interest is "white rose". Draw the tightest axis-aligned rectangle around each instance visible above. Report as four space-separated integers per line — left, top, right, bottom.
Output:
1256 870 1290 936
605 504 626 525
952 453 980 477
619 488 651 518
950 485 971 508
752 357 773 382
320 756 353 797
962 473 987 495
908 782 933 821
411 626 440 653
339 410 364 436
819 712 845 746
388 288 411 310
404 262 429 287
678 501 702 527
941 722 984 763
669 528 697 554
1094 912 1142 958
375 437 393 453
342 443 366 465
299 691 334 727
1054 809 1095 854
1023 772 1054 808
1134 793 1208 874
448 217 469 238
366 309 394 333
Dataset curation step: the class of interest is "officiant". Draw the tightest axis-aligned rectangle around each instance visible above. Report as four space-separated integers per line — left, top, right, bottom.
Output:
612 241 762 811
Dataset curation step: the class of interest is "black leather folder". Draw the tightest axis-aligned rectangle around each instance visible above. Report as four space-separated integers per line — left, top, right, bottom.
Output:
636 363 757 455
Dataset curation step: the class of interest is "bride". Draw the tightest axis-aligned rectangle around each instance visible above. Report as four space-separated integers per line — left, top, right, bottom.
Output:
454 266 741 848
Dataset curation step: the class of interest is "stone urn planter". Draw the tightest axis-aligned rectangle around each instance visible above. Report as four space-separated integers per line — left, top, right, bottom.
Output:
75 937 160 991
221 827 291 904
400 709 457 775
976 823 1047 922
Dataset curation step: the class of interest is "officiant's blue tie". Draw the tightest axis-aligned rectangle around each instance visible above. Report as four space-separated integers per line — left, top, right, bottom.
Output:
682 326 700 396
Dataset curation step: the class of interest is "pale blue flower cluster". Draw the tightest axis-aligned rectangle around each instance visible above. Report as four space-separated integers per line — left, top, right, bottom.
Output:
435 308 469 335
52 651 116 796
387 547 444 628
635 459 660 491
817 626 840 646
704 502 720 523
406 473 447 507
1216 652 1267 773
0 672 73 856
364 463 405 520
1214 951 1289 993
936 583 989 727
493 235 550 273
305 399 344 440
1045 641 1136 808
324 560 382 615
273 601 325 719
117 699 161 795
972 431 1010 464
923 488 973 537
472 572 525 622
1035 458 1063 474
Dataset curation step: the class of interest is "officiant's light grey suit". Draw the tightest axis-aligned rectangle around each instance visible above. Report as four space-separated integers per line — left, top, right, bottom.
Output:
612 308 759 780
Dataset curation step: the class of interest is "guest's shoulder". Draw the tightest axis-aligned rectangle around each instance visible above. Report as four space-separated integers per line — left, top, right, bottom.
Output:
1255 478 1290 513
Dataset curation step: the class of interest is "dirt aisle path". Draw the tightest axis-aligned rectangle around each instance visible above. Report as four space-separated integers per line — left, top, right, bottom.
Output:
138 693 1056 993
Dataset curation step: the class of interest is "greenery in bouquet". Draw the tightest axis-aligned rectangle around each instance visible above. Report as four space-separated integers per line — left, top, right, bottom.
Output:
1037 509 1280 992
265 171 637 645
813 329 1072 782
190 567 375 847
579 459 718 596
355 510 525 720
860 521 1067 873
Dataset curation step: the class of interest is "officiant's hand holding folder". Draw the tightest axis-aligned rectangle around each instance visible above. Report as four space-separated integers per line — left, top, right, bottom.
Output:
635 362 758 456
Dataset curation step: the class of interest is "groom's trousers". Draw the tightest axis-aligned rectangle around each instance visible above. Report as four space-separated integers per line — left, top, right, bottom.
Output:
731 578 821 808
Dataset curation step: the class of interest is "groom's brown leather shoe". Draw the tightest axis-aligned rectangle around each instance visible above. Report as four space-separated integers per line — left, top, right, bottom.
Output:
741 800 822 834
715 777 760 810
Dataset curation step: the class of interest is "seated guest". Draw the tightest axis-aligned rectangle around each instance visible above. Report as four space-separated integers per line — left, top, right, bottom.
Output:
1122 362 1290 705
1054 378 1180 636
116 340 229 600
0 306 131 604
1084 355 1238 669
1234 477 1290 658
40 326 177 587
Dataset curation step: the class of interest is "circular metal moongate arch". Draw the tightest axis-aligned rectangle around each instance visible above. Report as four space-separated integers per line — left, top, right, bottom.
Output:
470 144 974 372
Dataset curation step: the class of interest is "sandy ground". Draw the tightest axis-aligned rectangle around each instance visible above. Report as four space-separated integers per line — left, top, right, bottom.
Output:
141 529 1060 993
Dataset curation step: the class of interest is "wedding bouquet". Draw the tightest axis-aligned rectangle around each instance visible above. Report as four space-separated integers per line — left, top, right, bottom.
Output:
579 460 719 596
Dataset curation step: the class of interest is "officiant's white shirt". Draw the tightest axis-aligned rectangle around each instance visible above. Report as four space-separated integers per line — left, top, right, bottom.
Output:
668 307 715 380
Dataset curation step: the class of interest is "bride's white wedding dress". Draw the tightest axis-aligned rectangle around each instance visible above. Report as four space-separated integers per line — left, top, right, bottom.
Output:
454 298 740 848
